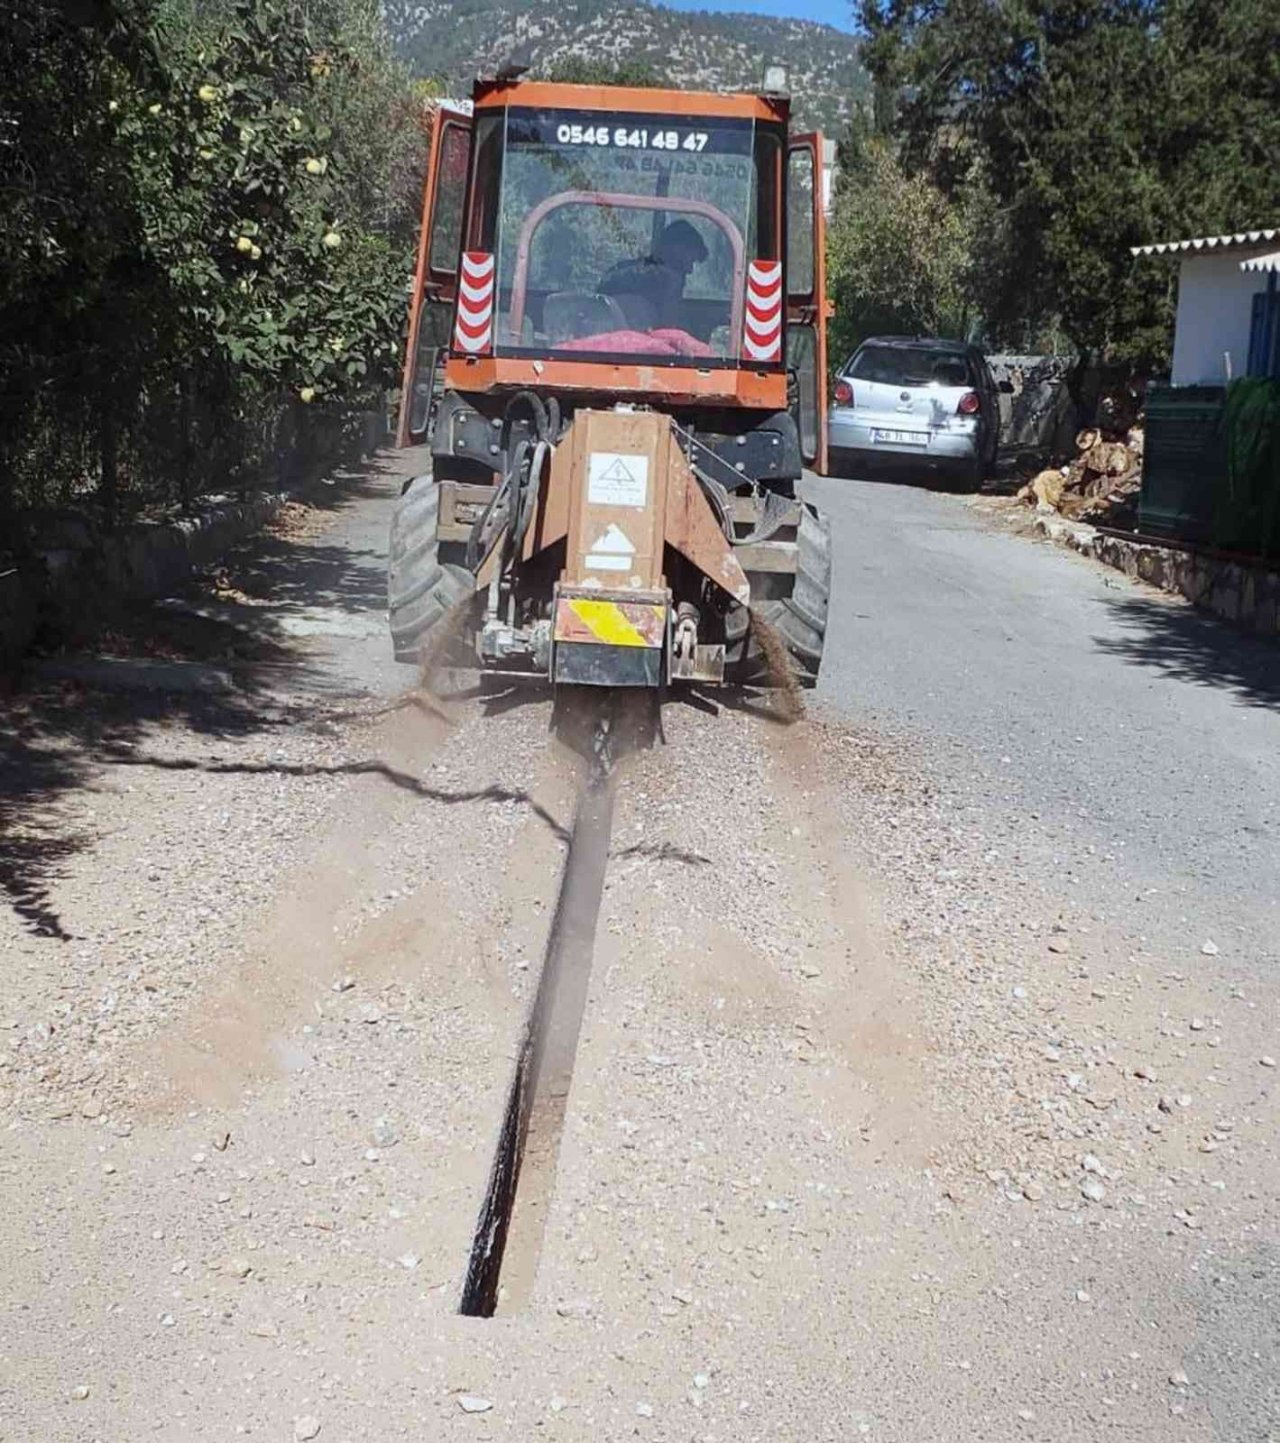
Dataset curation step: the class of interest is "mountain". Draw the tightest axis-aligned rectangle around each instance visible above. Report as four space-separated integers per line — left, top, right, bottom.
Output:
383 0 868 136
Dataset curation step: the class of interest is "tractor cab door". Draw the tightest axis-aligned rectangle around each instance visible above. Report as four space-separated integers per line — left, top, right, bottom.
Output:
786 132 829 475
397 105 473 447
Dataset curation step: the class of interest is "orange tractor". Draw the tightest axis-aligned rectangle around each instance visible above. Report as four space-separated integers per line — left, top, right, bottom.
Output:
391 76 831 689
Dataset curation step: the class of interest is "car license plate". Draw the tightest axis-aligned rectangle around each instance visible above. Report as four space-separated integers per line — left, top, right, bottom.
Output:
872 428 927 445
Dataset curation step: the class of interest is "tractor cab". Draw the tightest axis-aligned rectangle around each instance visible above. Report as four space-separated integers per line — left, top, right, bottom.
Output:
390 79 831 692
400 80 827 469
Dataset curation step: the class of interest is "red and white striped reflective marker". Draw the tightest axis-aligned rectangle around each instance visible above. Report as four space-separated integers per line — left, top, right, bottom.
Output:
743 259 783 362
454 251 495 355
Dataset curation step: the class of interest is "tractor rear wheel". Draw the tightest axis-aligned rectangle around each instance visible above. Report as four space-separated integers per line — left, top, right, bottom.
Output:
725 503 830 687
387 474 474 665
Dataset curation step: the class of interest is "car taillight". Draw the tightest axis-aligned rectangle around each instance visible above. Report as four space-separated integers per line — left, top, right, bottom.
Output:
834 379 854 406
957 391 981 415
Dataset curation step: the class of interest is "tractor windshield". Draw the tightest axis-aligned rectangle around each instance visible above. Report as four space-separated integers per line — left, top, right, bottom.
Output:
468 107 783 364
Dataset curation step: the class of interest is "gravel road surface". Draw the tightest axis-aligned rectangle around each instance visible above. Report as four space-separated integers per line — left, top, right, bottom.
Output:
2 454 1276 1442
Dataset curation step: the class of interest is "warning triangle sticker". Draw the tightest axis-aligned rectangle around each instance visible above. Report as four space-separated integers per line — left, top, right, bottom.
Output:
589 523 636 555
598 457 638 484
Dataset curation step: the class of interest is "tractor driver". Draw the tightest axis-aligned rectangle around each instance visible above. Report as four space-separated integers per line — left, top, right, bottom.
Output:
599 219 709 332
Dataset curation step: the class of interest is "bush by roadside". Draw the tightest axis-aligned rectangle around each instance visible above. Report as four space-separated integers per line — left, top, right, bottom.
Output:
0 0 428 535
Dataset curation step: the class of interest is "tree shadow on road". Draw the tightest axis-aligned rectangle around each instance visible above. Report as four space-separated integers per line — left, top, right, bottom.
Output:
196 479 389 623
0 451 407 942
78 470 392 658
0 676 309 941
99 749 712 866
100 749 573 842
1093 596 1280 711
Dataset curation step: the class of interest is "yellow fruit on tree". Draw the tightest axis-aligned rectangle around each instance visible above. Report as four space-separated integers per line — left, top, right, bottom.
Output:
197 84 218 104
322 230 342 250
299 387 316 404
236 236 253 254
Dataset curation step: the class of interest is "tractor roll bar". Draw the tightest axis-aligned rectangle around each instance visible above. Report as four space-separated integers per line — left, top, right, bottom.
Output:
507 191 746 351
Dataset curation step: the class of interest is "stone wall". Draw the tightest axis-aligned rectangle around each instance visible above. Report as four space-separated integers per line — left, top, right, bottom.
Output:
1 493 286 673
2 405 390 673
0 565 42 670
1035 515 1280 637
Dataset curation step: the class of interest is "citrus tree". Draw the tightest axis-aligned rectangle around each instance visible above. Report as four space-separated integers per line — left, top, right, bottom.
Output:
131 0 417 405
0 0 426 525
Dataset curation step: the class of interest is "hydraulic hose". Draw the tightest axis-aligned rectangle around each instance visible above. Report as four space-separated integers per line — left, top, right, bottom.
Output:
505 390 550 445
467 439 526 572
512 439 549 557
465 392 562 575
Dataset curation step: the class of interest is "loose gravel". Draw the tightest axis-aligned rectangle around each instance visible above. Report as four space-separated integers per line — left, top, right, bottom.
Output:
2 457 1275 1441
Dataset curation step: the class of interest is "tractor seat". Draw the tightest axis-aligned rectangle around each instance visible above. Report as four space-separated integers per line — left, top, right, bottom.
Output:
608 289 659 332
543 292 630 345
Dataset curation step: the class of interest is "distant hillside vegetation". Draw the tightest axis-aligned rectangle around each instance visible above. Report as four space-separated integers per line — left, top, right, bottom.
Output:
383 0 868 134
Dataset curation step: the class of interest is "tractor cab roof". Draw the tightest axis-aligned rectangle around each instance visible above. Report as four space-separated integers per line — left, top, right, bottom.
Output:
472 77 789 125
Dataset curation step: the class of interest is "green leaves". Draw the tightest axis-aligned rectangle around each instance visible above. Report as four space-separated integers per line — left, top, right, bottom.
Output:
827 138 975 363
853 0 1280 367
2 0 422 517
1220 377 1280 555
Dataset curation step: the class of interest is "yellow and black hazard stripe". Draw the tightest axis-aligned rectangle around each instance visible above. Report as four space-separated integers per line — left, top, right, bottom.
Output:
553 597 666 648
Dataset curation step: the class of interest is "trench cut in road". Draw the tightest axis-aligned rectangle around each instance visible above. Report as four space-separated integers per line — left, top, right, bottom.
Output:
459 694 654 1317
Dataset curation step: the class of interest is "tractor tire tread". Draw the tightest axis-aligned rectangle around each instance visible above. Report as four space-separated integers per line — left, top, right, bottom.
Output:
388 475 473 665
727 504 830 687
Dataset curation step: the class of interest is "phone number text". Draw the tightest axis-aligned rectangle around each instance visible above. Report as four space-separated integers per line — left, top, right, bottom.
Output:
555 124 710 152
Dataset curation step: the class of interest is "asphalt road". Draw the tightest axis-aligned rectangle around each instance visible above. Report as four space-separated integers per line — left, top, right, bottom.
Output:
806 472 1280 969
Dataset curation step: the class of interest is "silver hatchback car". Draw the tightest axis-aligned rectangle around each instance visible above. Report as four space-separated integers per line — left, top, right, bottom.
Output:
828 336 1000 488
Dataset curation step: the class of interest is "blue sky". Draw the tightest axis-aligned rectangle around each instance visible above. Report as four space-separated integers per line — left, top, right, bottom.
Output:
659 0 856 31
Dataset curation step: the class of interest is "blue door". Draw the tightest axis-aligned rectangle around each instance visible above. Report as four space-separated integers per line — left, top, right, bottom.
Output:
1247 276 1280 378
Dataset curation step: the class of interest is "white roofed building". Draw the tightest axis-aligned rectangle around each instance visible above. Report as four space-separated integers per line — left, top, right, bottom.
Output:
1132 228 1280 385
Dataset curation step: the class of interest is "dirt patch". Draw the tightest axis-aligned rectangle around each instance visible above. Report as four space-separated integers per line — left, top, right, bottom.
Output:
135 697 580 1116
749 604 804 722
264 499 337 544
